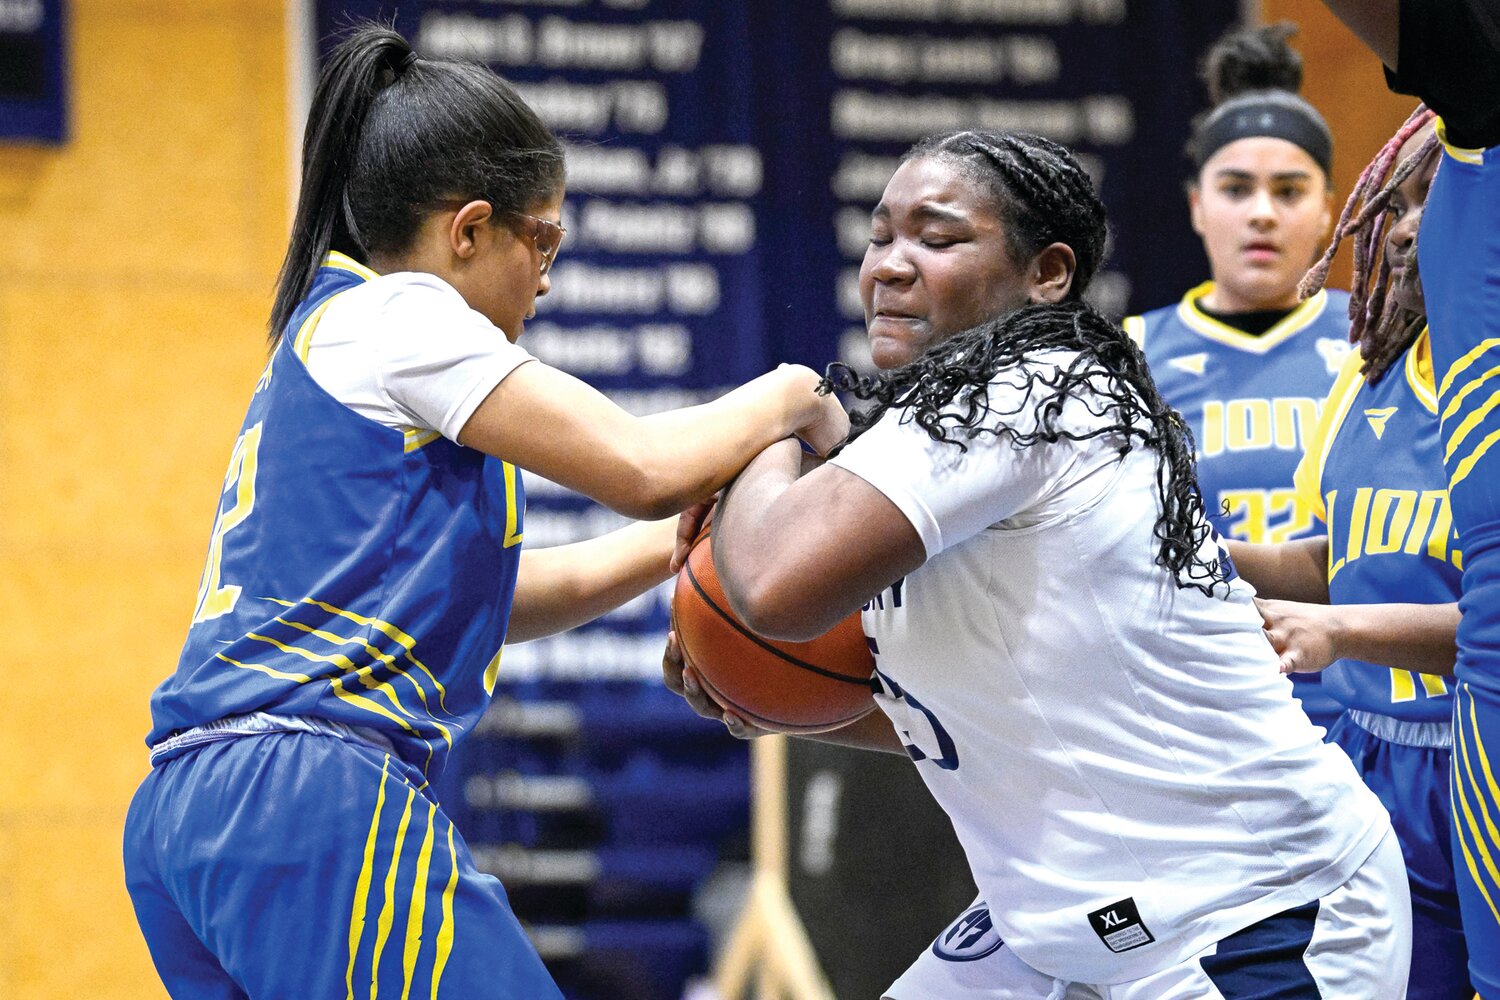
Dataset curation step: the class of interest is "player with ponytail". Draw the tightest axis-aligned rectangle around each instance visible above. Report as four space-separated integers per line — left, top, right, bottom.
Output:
1124 23 1350 733
122 24 845 999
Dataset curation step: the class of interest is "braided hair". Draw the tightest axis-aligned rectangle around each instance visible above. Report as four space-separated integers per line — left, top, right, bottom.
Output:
903 130 1109 298
826 132 1226 596
1301 106 1440 383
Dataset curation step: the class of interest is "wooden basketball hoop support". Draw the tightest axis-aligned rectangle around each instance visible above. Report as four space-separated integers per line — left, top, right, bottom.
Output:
712 735 837 1000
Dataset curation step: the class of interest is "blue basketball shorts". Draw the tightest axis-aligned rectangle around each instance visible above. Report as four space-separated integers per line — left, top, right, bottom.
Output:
1453 681 1500 1000
123 720 562 1000
1329 711 1472 1000
884 830 1410 999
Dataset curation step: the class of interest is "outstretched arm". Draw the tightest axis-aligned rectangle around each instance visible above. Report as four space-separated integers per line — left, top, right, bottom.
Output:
507 517 680 644
460 363 849 521
1258 598 1458 676
1226 538 1330 604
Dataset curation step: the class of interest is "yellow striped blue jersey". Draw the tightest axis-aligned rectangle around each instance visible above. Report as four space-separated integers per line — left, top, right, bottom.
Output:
1127 283 1352 545
1423 125 1500 701
1293 329 1460 722
147 255 524 776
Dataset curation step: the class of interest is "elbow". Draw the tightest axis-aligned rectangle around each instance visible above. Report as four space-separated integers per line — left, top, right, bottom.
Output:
592 453 703 522
728 566 837 643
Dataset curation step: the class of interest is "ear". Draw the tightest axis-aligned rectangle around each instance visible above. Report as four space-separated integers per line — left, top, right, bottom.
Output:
447 200 496 260
1188 185 1206 238
1029 242 1077 304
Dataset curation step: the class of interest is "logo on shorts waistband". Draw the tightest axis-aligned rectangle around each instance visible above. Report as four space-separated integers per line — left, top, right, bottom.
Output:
1087 897 1155 953
931 903 1004 962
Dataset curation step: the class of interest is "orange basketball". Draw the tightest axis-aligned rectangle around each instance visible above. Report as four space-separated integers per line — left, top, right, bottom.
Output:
671 530 877 734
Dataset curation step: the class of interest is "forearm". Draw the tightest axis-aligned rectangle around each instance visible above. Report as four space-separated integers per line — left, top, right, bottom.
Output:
1334 602 1459 676
794 709 906 755
711 438 808 624
1227 537 1330 603
626 378 822 518
461 363 843 521
508 518 677 643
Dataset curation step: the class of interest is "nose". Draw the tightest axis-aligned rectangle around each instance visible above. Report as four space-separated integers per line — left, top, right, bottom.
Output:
1248 187 1276 228
867 242 917 285
536 270 552 298
1386 208 1421 264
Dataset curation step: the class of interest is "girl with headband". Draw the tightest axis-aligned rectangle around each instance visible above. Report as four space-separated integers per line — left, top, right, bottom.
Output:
1125 23 1347 735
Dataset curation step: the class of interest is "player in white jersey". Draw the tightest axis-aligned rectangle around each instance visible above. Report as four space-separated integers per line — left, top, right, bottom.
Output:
665 131 1407 997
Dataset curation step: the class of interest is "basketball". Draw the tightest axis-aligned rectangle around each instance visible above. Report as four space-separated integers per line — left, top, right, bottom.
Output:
671 530 877 734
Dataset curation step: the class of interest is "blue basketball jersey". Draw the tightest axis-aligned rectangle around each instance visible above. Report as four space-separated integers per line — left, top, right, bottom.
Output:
1294 330 1461 723
1127 283 1352 545
1421 123 1500 997
1424 129 1500 692
146 253 524 777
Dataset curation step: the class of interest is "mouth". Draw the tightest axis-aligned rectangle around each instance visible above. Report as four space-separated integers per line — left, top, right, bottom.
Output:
871 309 924 323
1242 242 1280 262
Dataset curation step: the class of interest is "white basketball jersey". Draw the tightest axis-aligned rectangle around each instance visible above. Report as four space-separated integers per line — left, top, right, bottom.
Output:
829 357 1390 985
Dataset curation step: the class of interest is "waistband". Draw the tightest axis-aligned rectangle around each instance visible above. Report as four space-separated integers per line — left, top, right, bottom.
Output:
149 712 397 767
1346 708 1453 749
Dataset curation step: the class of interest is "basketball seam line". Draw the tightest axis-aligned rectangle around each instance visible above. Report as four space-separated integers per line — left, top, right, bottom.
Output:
683 556 875 687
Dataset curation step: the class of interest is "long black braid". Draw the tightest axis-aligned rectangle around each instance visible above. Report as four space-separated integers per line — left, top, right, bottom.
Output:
824 131 1227 596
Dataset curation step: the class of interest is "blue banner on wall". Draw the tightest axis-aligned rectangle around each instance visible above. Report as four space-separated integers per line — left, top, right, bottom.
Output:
0 0 67 143
315 0 1239 683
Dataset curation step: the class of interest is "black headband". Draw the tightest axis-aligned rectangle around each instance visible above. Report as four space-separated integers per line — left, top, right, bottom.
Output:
1195 96 1332 175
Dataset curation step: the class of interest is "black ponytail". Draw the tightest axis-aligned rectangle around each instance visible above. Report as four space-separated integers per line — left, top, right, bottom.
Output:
269 23 565 341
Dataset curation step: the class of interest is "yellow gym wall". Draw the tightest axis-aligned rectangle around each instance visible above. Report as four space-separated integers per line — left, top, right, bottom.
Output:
0 1 291 996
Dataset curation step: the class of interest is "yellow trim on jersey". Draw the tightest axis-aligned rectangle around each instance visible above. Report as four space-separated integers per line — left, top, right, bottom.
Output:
431 823 461 997
371 786 418 997
1450 425 1500 489
1293 344 1367 524
403 429 443 453
503 461 524 548
483 647 503 697
1454 690 1500 922
1437 337 1500 400
326 250 381 281
1405 328 1438 414
1175 282 1330 354
1122 315 1146 348
243 630 454 750
275 616 440 715
265 597 451 714
1436 118 1486 165
214 651 314 684
1444 388 1500 463
402 802 439 1000
347 756 391 1000
293 296 340 363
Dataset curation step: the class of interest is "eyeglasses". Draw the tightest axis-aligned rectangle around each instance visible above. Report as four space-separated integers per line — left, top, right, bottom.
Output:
506 211 566 275
428 200 566 275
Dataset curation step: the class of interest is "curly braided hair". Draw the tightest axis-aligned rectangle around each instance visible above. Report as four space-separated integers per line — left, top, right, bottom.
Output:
824 131 1223 593
1301 106 1440 382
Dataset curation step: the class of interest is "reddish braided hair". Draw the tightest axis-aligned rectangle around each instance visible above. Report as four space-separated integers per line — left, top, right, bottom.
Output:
1301 105 1440 383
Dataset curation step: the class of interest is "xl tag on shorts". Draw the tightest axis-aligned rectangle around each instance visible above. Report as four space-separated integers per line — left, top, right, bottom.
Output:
1087 897 1154 953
